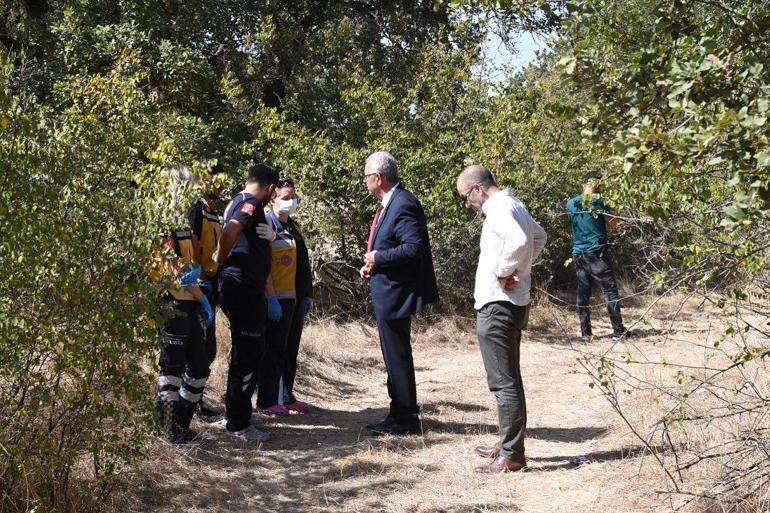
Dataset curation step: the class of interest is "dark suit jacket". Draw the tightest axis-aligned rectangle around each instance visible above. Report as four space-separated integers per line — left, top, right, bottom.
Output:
370 185 439 320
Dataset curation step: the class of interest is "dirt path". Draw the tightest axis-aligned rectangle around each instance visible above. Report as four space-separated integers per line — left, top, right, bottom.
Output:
128 302 701 513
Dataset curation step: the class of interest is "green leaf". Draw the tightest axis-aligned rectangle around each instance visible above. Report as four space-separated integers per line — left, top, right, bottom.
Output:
667 81 692 98
756 151 770 167
558 55 578 75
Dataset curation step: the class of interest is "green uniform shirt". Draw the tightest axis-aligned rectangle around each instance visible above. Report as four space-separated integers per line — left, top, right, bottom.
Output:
567 194 611 254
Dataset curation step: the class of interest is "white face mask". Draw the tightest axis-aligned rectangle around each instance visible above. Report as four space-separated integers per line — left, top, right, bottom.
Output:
277 198 297 216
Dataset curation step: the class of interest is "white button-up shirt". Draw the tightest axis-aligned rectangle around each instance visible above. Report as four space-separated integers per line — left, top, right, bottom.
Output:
381 183 399 209
474 189 548 310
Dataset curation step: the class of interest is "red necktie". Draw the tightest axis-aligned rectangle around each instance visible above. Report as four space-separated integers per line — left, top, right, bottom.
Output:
366 204 384 252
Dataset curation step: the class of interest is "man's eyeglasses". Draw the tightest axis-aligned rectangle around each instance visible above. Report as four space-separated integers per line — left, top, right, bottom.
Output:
362 172 379 182
459 185 474 204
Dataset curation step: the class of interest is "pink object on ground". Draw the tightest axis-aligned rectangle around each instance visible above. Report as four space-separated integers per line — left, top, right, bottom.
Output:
258 405 290 416
285 400 310 414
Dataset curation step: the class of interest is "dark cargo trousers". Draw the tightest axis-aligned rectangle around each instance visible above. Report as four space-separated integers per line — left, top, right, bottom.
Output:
218 275 266 432
476 301 529 460
198 274 218 413
574 247 625 337
157 299 209 437
281 296 309 405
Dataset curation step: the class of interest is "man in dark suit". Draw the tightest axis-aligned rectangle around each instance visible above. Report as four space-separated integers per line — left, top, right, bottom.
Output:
360 151 438 436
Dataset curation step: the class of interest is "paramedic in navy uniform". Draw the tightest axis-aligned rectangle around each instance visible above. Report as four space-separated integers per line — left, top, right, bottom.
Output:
214 163 279 442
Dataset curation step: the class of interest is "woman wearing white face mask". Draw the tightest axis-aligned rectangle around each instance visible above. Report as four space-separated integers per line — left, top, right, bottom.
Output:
257 177 314 415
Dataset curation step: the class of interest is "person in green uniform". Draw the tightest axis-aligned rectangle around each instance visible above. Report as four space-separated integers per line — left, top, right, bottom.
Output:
566 171 627 341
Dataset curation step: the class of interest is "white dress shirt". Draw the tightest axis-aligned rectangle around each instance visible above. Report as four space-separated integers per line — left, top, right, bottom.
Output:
474 189 548 310
381 183 399 209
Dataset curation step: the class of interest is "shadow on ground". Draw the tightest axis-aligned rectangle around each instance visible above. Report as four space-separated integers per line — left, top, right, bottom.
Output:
130 402 513 512
527 445 669 472
528 426 608 443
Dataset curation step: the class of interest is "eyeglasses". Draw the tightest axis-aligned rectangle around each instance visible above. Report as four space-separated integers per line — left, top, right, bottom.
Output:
459 185 475 204
362 172 379 182
277 178 294 188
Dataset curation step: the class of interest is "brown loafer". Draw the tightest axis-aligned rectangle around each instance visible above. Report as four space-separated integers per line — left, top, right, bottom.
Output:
474 442 501 459
474 455 527 474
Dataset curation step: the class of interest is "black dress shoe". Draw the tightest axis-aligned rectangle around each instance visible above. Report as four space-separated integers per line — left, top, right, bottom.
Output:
368 419 421 436
366 415 395 431
197 402 224 423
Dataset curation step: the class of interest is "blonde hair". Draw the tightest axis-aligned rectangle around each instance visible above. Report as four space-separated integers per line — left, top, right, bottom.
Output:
163 166 200 210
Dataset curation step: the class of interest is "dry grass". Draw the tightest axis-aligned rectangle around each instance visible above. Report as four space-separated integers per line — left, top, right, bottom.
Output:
114 295 755 513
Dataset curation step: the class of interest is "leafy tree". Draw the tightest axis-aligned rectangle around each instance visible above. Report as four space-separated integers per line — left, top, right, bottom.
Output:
551 0 770 508
0 1 534 509
456 0 770 506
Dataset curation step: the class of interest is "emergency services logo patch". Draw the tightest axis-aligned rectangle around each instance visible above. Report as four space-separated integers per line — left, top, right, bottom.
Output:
281 254 293 266
240 202 256 216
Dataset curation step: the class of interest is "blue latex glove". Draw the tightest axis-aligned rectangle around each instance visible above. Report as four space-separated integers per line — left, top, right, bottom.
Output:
303 297 313 315
179 265 202 286
198 295 215 329
267 295 282 323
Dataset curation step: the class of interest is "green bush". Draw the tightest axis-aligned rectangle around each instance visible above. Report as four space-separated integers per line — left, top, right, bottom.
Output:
0 1 675 509
1 53 158 511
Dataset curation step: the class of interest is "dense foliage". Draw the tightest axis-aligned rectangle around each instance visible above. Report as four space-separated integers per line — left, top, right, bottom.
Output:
461 0 769 508
551 0 770 509
558 0 769 288
0 1 590 510
2 0 767 510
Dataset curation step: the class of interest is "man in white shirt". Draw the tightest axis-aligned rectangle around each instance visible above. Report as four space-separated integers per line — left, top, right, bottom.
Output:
456 164 547 473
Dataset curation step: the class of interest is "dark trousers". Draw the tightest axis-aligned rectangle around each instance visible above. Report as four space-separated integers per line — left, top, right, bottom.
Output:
218 275 266 431
257 298 296 408
203 273 218 368
574 247 625 336
199 274 217 410
281 297 308 405
476 301 529 460
376 316 419 422
157 299 209 434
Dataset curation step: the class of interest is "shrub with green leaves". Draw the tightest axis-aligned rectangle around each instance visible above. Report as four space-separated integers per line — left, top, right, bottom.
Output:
1 2 579 510
551 0 770 507
0 52 184 510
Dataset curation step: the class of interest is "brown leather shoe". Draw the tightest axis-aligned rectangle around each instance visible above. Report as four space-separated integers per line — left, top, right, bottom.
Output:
474 455 527 474
474 442 501 459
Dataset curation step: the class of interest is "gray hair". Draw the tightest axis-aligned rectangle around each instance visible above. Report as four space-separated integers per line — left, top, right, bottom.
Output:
366 151 399 183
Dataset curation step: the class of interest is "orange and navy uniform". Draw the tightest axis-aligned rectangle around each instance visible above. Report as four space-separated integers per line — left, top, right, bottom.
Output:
266 211 313 300
155 229 209 438
257 210 313 409
151 230 198 302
